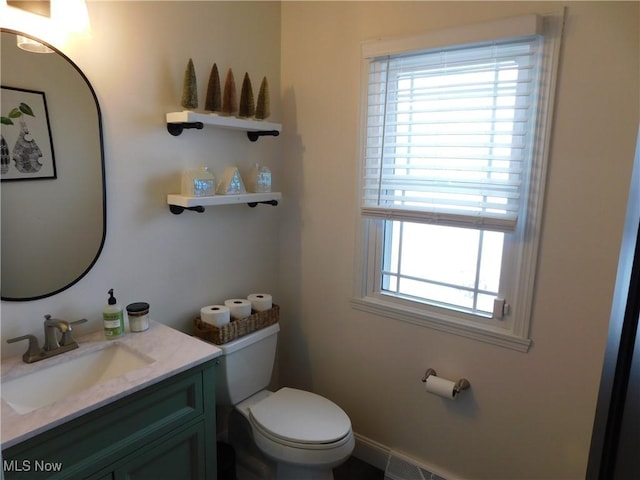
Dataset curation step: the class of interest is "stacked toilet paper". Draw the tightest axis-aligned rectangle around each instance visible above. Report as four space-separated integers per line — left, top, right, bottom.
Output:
200 293 273 327
224 299 252 319
247 293 272 311
200 305 231 327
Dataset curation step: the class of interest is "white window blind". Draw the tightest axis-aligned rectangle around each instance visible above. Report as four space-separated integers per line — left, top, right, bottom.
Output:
362 37 543 232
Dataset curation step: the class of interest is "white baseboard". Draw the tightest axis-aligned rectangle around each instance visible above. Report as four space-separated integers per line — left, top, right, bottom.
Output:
351 432 390 471
351 432 462 480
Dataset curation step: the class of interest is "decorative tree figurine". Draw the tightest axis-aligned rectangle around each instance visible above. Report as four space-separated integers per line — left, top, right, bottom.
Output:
238 72 255 118
222 68 238 116
205 63 222 113
255 76 270 120
181 58 198 110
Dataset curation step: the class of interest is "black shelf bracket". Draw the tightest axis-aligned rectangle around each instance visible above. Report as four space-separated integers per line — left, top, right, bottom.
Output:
169 204 205 215
167 122 204 136
169 200 278 214
248 200 279 208
247 130 280 142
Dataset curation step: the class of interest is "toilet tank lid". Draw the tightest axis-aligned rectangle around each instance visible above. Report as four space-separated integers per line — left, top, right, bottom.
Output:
218 323 280 355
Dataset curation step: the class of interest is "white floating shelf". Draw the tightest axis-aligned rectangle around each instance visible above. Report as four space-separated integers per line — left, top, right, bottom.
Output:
167 192 282 214
166 111 282 140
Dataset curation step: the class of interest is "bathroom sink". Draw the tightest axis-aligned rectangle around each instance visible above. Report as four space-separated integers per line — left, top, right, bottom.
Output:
1 343 153 414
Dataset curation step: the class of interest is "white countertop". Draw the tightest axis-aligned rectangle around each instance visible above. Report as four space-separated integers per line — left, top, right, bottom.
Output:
1 320 221 449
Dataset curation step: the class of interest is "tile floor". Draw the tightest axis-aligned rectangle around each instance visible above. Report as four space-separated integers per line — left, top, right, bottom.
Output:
333 456 385 480
217 440 385 480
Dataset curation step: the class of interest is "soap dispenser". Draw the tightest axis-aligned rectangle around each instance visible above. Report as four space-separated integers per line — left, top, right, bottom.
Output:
103 288 125 339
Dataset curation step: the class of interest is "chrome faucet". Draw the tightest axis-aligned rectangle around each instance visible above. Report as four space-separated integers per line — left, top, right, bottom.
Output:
7 315 88 363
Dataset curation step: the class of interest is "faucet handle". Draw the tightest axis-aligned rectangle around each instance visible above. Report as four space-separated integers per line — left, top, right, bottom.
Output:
43 314 70 328
7 334 43 363
70 318 88 327
60 319 88 347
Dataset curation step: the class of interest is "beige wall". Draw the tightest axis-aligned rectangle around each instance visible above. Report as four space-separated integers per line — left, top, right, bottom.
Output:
279 2 639 479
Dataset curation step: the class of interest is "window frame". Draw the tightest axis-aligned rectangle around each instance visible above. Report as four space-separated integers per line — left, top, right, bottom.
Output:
352 12 565 352
379 222 507 317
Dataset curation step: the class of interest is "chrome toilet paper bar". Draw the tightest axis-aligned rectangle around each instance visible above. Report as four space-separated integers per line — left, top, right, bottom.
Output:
421 368 470 396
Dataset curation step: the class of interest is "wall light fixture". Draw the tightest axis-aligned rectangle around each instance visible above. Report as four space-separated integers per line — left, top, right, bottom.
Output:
1 0 91 52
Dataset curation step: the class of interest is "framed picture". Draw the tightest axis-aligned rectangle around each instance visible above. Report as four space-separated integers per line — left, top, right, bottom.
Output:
1 86 56 181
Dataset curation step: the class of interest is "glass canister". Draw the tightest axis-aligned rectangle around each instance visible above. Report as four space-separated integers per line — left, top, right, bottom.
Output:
181 166 216 197
249 163 272 193
126 302 150 332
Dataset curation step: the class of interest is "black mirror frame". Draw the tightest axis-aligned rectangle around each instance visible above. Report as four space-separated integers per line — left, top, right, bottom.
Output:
1 28 106 302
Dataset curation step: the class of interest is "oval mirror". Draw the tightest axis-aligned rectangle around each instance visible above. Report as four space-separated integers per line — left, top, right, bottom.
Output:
1 29 106 301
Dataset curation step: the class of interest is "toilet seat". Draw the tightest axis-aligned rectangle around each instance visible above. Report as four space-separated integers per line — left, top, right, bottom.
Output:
248 387 352 448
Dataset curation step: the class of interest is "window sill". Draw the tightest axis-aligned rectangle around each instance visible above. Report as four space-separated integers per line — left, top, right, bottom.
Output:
350 296 532 352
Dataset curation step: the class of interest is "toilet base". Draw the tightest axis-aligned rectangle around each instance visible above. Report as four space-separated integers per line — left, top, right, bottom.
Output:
228 408 337 480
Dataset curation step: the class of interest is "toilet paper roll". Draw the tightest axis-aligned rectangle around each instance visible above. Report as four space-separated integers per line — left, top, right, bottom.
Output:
424 375 458 399
224 299 252 319
247 293 273 311
200 305 230 327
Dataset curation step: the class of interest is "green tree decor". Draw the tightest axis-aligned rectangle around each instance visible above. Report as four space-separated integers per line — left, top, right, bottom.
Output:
205 63 222 113
222 68 238 116
255 77 270 120
238 72 255 118
181 58 198 110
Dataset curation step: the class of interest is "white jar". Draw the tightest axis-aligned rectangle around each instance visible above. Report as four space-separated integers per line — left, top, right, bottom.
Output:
126 302 150 332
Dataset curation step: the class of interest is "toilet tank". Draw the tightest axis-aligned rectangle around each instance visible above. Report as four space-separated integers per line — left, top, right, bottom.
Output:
215 323 279 405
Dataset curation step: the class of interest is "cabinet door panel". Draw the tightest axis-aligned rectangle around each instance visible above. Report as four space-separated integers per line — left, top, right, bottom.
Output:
117 423 207 480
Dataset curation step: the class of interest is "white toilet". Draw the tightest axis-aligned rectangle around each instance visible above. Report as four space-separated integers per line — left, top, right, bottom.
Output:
215 323 354 480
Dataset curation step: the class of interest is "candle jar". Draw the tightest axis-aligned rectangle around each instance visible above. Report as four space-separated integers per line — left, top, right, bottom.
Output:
126 302 150 332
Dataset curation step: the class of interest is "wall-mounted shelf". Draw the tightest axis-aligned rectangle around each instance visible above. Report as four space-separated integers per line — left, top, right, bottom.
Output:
167 192 281 214
166 111 282 141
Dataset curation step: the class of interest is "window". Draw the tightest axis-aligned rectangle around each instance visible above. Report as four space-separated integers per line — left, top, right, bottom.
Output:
353 13 564 351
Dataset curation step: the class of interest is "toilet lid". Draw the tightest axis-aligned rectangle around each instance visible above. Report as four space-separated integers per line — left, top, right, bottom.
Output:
249 387 351 445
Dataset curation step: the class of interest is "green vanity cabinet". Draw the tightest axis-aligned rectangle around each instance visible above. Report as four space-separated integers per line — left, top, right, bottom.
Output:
2 360 218 480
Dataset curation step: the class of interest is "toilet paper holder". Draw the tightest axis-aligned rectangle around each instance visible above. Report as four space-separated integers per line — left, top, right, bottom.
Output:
421 368 470 395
